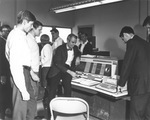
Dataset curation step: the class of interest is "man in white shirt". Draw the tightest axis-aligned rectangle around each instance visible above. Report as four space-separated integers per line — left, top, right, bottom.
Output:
26 20 43 118
40 34 53 119
5 10 36 120
50 28 64 54
40 34 53 87
79 33 93 55
50 28 64 99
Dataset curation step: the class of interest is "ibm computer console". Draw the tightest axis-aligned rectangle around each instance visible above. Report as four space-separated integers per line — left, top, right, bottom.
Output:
72 55 128 98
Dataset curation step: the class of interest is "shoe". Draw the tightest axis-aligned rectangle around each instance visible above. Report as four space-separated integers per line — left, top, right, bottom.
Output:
5 108 12 118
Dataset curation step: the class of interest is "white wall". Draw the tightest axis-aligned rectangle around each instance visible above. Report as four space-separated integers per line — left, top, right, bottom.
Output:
72 0 149 59
0 0 75 28
0 0 149 59
26 0 75 27
0 0 16 27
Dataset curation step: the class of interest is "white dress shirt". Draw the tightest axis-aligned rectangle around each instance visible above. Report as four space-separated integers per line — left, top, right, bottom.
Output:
80 40 88 54
41 44 53 67
26 33 40 72
5 27 31 95
65 45 74 66
52 37 64 50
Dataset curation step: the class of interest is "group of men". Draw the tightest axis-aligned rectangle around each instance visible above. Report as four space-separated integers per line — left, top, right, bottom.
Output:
5 10 41 120
0 9 90 120
117 17 150 120
1 10 49 120
46 16 150 120
1 8 150 120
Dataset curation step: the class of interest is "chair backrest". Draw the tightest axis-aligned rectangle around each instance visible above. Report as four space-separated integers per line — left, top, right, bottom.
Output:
49 97 89 120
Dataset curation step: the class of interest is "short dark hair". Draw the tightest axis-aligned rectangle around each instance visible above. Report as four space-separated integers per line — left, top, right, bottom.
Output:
81 32 88 37
17 10 36 24
119 26 134 37
143 16 150 27
50 28 59 33
40 34 50 43
33 20 43 29
67 33 77 42
78 31 83 35
0 24 11 32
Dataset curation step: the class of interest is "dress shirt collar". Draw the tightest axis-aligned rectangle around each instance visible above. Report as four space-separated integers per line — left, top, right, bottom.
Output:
0 36 6 41
66 44 73 51
27 33 35 40
82 40 88 45
55 36 60 42
130 35 134 39
128 35 135 42
14 26 26 36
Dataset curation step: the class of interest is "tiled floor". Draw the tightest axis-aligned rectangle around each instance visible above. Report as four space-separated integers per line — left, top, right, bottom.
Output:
5 100 99 120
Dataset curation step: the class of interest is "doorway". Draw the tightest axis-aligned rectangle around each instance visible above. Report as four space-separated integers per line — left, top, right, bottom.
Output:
78 25 96 48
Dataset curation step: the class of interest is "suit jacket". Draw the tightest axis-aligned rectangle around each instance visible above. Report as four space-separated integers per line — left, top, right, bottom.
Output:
79 42 93 55
47 43 81 78
0 37 10 76
118 35 150 96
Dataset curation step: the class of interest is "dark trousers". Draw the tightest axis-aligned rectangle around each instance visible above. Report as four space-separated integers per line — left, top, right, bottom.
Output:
0 76 12 119
41 67 50 88
41 67 50 105
12 68 36 120
47 72 72 105
30 78 39 117
130 93 150 120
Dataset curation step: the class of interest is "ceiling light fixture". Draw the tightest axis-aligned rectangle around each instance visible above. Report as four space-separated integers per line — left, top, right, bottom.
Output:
75 1 101 9
51 0 123 13
100 0 123 4
54 6 76 13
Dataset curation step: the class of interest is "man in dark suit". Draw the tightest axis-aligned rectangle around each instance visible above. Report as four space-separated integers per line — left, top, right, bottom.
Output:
117 26 150 120
0 24 12 120
46 33 81 119
79 33 93 55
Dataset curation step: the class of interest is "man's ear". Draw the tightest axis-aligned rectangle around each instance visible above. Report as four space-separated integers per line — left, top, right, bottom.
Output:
128 33 133 38
124 33 130 38
22 19 28 25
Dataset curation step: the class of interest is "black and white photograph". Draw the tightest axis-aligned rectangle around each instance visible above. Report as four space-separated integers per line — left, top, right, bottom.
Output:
0 0 150 120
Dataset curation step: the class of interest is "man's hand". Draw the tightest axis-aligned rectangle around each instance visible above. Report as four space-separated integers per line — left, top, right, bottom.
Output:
0 76 7 85
75 57 80 66
67 70 77 78
117 85 123 92
30 70 40 82
21 91 30 101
